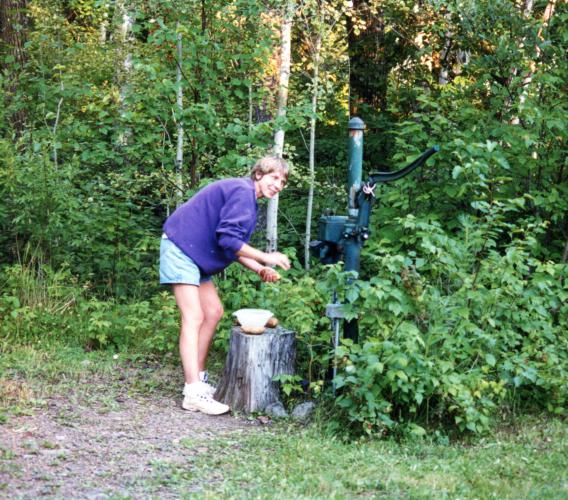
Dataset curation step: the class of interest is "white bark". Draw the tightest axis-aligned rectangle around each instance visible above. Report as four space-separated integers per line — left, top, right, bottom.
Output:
439 31 452 85
119 4 133 42
266 0 295 253
438 10 452 86
117 1 134 146
175 27 184 205
52 73 64 169
99 1 109 43
304 34 321 270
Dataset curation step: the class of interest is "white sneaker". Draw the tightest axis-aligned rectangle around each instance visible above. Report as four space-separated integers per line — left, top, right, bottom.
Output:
201 381 217 397
182 383 229 415
199 371 216 396
183 381 216 398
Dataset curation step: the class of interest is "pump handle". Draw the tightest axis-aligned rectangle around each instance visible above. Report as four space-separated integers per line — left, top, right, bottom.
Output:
368 146 439 184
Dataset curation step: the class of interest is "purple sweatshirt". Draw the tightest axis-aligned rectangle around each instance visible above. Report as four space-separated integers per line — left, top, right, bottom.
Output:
163 177 258 275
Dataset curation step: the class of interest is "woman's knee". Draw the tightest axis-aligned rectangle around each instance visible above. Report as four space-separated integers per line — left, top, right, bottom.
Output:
180 310 205 329
205 302 224 324
173 284 204 327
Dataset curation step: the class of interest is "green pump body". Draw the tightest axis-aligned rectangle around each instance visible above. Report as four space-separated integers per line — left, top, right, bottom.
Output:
310 117 439 341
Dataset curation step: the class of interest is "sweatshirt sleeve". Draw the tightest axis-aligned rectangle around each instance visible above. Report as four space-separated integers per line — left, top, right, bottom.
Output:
215 189 255 254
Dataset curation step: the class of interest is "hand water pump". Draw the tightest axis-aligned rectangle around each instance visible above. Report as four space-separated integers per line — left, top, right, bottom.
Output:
310 117 439 360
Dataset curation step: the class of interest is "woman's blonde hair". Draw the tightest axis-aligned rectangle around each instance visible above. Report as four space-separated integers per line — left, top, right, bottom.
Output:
250 156 289 182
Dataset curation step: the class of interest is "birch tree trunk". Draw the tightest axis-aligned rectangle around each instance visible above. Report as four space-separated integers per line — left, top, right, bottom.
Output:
248 83 253 149
175 25 184 205
304 34 321 270
117 0 134 147
52 68 64 169
438 17 452 86
99 1 110 43
266 0 295 253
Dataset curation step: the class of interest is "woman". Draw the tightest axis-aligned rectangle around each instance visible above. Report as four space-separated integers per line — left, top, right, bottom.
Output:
160 156 291 415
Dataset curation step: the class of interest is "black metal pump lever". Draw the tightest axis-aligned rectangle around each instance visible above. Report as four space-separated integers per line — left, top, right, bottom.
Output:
368 145 440 184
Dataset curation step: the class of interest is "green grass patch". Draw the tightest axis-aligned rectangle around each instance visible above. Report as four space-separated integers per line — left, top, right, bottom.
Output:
167 419 567 499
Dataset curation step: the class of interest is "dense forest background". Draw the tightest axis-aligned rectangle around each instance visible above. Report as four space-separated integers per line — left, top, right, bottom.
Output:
1 0 566 436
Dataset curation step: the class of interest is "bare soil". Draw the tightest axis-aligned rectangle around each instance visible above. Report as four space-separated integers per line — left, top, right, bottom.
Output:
0 366 262 499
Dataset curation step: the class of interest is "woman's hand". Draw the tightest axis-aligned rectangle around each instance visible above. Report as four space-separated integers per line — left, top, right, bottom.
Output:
236 244 291 270
258 267 281 282
263 251 291 270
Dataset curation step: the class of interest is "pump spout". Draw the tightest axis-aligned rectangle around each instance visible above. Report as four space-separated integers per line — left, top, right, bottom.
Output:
368 145 439 184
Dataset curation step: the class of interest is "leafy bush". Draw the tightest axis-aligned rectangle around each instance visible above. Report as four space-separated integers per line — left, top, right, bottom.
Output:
0 262 179 354
76 292 179 352
0 259 81 349
329 212 567 437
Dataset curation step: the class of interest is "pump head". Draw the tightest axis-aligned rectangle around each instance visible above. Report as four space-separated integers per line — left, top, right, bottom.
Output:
310 146 439 266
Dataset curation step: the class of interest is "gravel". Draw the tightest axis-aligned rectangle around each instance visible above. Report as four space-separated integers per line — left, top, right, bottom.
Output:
1 381 260 498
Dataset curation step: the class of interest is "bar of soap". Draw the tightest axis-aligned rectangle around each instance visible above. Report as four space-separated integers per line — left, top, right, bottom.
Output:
241 326 265 335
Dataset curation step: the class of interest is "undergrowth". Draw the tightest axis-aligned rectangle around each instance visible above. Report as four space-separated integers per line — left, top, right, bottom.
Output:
1 218 566 439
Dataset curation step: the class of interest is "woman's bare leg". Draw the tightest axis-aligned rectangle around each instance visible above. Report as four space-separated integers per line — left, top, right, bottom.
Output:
172 284 203 384
197 281 224 372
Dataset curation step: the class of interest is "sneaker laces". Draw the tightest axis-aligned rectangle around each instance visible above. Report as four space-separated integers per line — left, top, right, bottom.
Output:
201 381 216 396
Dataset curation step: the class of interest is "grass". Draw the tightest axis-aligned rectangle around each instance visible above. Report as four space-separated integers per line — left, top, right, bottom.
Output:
1 342 567 499
0 343 182 411
170 419 567 499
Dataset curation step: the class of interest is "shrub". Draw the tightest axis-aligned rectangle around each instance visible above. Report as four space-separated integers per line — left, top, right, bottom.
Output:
329 214 567 437
0 262 179 354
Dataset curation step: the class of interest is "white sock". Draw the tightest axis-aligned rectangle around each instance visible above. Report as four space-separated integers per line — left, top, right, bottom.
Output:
183 381 200 394
199 371 209 383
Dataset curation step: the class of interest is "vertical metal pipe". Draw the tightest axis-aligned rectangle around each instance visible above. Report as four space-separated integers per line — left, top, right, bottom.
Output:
347 117 365 215
332 317 341 395
345 116 365 276
344 117 365 342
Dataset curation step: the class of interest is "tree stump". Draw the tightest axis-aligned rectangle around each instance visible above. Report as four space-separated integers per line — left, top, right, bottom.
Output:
215 325 296 413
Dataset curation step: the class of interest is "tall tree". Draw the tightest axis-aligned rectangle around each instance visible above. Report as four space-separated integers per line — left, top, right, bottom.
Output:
175 23 184 205
511 0 557 125
116 0 134 147
299 0 344 269
266 0 295 253
304 31 321 270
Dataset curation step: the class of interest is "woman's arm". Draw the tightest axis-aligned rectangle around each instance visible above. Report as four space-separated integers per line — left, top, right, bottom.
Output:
236 243 290 270
237 256 281 283
237 255 263 274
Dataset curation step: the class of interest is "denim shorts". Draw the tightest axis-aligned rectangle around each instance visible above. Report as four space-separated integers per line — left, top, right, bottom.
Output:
159 235 212 285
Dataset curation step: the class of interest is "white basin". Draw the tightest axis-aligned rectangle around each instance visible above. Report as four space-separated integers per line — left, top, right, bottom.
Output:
233 308 273 328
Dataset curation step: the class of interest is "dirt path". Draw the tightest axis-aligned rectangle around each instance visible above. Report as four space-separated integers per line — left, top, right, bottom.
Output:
0 371 261 498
